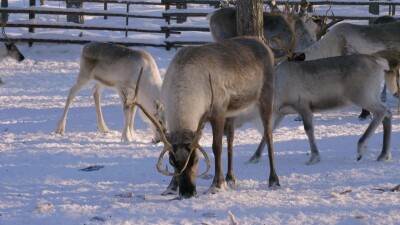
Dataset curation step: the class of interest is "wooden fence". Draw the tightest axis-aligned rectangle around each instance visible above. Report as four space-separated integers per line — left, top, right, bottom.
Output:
0 0 400 49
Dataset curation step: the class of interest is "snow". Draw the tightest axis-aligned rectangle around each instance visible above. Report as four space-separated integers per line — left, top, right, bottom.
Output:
1 1 400 224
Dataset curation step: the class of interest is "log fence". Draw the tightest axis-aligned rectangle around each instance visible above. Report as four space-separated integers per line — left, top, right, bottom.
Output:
0 0 399 49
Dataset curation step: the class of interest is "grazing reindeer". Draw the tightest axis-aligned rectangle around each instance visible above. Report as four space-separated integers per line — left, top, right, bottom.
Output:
126 37 278 198
0 24 25 62
293 21 400 115
231 55 392 164
0 41 24 62
55 41 164 143
0 23 25 84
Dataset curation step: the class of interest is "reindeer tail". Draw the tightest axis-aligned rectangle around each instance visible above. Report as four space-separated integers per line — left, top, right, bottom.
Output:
384 70 399 94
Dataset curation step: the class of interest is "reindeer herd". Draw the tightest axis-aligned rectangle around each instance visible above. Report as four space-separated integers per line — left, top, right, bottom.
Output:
1 1 399 199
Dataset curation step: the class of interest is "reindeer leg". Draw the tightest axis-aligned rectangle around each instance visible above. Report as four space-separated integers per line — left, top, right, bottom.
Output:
128 105 138 141
380 84 387 102
248 136 266 164
93 84 109 133
396 69 400 114
259 101 280 188
161 176 179 196
357 104 387 161
225 117 237 187
55 78 90 134
119 91 134 142
248 114 284 164
298 108 321 165
377 109 392 161
206 112 228 194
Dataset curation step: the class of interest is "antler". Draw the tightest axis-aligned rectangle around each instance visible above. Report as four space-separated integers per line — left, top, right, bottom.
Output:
270 12 298 64
122 68 175 176
313 5 344 40
124 70 212 177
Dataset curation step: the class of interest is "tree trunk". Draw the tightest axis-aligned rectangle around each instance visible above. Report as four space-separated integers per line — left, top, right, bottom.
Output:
236 0 264 40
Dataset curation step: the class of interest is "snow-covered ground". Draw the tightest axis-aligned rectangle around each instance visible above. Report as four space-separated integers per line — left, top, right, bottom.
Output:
1 1 400 225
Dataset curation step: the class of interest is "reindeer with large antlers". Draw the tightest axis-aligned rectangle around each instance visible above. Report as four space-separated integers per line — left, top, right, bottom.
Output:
127 36 278 198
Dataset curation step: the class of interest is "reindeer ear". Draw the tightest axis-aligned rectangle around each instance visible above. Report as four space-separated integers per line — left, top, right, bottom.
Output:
311 16 323 25
294 53 306 61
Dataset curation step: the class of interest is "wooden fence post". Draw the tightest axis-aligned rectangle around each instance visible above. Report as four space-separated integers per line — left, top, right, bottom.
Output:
1 0 8 24
368 0 379 15
104 3 107 19
29 0 35 46
125 3 129 37
66 1 84 24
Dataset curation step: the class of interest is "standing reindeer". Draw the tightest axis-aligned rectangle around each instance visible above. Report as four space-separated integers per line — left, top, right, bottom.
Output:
208 5 341 56
293 21 400 115
126 37 278 198
55 41 165 143
229 55 392 164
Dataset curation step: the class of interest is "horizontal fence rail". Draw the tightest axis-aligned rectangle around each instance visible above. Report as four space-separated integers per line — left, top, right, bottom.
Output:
0 0 400 49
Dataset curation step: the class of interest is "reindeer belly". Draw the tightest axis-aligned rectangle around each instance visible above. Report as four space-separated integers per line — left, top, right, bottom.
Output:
226 92 260 117
309 97 350 111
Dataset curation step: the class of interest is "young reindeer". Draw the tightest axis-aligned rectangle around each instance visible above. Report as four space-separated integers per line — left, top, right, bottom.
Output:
126 36 278 198
293 21 400 115
232 55 392 164
55 41 165 143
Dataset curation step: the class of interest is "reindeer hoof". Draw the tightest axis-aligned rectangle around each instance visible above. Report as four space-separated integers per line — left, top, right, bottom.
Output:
306 157 321 165
161 188 178 196
247 155 261 164
294 115 303 121
204 181 228 194
377 154 391 162
225 174 237 187
268 182 281 190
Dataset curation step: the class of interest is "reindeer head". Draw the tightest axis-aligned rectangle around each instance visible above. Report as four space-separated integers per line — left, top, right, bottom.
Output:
125 68 211 198
1 19 25 62
4 42 25 62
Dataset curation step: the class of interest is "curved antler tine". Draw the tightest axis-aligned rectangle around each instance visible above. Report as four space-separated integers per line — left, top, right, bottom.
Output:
125 67 143 106
125 67 172 149
196 145 211 178
156 146 180 176
176 147 196 176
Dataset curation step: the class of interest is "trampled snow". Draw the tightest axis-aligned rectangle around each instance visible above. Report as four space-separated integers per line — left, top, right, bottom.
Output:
0 1 399 224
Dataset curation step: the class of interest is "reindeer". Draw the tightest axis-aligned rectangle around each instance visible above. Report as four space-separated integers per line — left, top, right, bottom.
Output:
293 21 400 116
55 41 165 143
0 23 25 84
208 3 341 56
0 41 24 62
227 55 392 165
126 36 278 198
